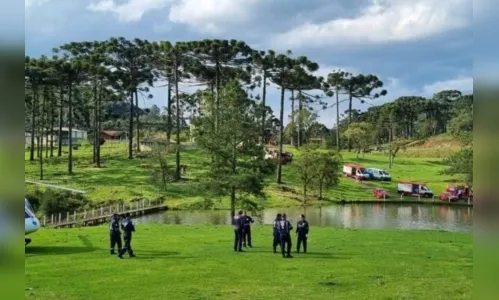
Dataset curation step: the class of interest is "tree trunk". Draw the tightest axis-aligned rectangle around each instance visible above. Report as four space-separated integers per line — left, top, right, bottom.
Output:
230 142 237 218
38 94 44 180
49 89 56 158
303 184 307 205
276 86 285 184
260 71 267 144
291 89 295 147
43 87 48 159
30 90 37 161
215 61 220 133
57 86 64 157
92 80 98 164
166 79 172 148
348 93 353 151
298 90 303 146
96 80 103 168
128 91 134 159
336 88 340 150
388 126 393 168
68 79 73 174
174 62 181 181
319 180 323 200
135 90 140 153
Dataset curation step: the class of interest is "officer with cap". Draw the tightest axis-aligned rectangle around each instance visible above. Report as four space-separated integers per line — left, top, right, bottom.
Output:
109 213 122 255
232 210 244 252
296 214 309 253
278 213 293 258
118 213 136 259
272 213 282 253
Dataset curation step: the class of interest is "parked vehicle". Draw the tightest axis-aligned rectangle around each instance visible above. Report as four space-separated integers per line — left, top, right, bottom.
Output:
366 168 391 181
373 188 389 199
438 191 458 202
397 181 434 198
264 149 293 165
343 164 370 180
443 184 473 200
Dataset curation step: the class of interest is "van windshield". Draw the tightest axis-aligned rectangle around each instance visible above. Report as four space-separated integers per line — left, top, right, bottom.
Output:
25 199 34 213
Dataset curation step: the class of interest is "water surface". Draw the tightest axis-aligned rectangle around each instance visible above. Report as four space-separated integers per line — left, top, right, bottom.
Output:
135 204 473 233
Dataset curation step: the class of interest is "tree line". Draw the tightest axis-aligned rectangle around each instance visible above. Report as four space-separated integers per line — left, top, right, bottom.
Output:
25 37 473 213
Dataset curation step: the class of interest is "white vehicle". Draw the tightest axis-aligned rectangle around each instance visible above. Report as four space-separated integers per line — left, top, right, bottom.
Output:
343 164 370 179
24 180 85 246
397 181 433 198
367 168 391 181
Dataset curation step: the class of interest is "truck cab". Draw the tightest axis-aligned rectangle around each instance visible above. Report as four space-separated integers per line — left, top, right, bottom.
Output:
343 164 370 180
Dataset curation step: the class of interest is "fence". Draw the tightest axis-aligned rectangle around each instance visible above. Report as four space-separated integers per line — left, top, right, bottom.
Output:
42 198 166 228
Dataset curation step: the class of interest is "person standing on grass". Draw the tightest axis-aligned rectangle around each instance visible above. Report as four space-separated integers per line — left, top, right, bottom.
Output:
242 211 254 248
278 213 293 258
109 213 122 255
118 213 136 259
272 213 282 253
296 214 309 253
232 210 244 252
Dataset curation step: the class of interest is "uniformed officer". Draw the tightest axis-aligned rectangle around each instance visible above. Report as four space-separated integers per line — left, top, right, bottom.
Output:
272 213 282 253
109 213 122 255
118 213 136 259
232 210 244 252
278 213 293 258
296 214 309 253
242 211 254 248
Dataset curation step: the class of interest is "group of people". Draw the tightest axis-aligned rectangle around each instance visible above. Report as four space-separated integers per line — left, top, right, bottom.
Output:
109 212 136 259
233 210 310 258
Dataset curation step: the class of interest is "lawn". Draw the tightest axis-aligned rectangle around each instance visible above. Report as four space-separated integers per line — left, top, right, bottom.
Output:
24 140 462 209
24 224 472 300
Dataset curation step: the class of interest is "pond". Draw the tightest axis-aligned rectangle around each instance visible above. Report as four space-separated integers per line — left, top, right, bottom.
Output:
134 204 473 233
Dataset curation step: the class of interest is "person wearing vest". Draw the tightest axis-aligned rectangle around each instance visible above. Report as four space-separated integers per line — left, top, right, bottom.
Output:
242 211 254 248
232 210 244 252
109 213 122 255
272 214 282 253
278 213 293 258
118 213 136 259
296 214 309 253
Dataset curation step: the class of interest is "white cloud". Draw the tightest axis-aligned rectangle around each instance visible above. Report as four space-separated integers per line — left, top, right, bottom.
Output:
272 0 471 49
87 0 172 22
422 76 473 96
25 0 51 9
168 0 261 33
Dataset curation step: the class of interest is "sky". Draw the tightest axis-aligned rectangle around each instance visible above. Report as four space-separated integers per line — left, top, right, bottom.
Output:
25 0 474 127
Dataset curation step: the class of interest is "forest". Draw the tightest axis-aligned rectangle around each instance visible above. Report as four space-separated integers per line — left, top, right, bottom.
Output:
25 38 473 215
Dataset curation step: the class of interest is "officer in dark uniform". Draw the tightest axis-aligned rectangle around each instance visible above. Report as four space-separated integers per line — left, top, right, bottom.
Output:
272 213 282 253
232 210 244 252
109 213 122 255
296 214 309 253
242 211 254 248
278 213 293 258
118 213 136 259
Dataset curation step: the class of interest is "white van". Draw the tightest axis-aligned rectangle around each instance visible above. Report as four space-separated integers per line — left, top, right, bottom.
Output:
366 168 391 181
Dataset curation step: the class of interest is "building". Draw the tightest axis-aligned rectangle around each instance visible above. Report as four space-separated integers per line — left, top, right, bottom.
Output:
53 127 87 144
101 130 127 141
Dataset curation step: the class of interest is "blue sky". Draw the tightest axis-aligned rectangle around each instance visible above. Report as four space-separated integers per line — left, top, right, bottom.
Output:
25 0 474 127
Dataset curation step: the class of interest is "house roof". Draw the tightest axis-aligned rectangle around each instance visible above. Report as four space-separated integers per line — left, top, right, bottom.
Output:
53 127 87 133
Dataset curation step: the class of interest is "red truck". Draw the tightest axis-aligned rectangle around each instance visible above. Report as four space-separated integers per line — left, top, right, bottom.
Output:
439 184 473 202
373 188 389 199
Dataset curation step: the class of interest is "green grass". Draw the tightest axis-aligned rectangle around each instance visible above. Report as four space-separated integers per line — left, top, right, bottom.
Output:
25 225 472 300
25 140 464 209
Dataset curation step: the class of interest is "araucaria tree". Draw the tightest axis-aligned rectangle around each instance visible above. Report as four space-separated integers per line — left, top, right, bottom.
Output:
193 80 266 217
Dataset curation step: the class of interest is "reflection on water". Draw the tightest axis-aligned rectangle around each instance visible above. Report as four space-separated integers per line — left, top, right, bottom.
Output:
135 204 473 233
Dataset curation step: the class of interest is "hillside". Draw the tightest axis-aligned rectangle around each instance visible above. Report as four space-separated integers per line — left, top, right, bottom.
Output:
24 136 464 209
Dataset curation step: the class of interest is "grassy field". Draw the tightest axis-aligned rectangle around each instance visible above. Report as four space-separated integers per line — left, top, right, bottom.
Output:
25 225 472 300
24 136 463 209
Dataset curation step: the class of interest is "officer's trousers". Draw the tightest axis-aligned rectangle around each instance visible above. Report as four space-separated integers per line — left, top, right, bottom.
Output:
243 226 252 247
279 234 292 257
110 234 122 253
119 235 134 256
234 229 243 251
297 234 307 253
272 233 280 252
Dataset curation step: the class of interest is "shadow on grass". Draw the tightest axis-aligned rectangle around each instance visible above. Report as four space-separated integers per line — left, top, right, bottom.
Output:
132 251 194 260
244 248 349 260
25 246 101 256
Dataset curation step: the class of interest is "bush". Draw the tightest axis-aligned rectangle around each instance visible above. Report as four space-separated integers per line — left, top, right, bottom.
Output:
27 189 91 216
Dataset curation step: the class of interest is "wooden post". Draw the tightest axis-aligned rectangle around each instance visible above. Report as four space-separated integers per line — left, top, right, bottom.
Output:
92 208 95 217
84 210 87 219
73 211 76 221
43 215 46 226
51 214 54 224
101 207 104 216
400 193 403 200
58 213 61 224
148 200 151 207
66 212 69 222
